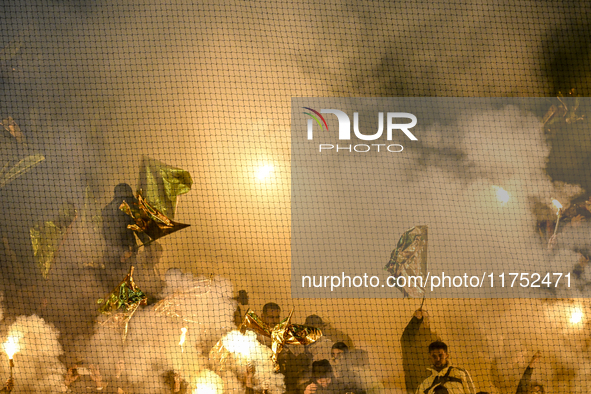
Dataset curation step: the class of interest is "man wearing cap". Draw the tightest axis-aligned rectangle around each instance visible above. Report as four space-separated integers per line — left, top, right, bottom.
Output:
416 341 476 394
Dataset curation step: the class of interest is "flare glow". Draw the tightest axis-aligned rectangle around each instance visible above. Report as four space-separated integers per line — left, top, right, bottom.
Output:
179 327 187 352
3 335 20 360
493 186 510 204
256 165 274 180
192 370 223 394
570 308 583 325
221 330 257 358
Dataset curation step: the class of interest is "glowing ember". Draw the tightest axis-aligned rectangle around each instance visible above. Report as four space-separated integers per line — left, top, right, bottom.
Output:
256 165 274 180
493 186 510 204
179 327 187 352
570 308 584 325
552 199 563 212
3 336 20 360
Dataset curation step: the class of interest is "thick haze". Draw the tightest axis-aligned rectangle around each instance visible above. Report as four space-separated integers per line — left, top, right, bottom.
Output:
292 100 586 298
1 0 591 393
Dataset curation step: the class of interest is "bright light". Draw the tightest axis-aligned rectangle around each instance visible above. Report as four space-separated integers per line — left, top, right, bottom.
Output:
3 335 20 360
193 385 217 394
179 327 187 352
192 370 223 394
570 308 584 325
493 186 510 204
221 330 257 358
256 165 274 180
552 199 563 212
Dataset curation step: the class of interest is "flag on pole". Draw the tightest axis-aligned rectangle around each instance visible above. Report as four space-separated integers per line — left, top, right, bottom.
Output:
384 226 428 298
119 192 190 243
138 156 192 220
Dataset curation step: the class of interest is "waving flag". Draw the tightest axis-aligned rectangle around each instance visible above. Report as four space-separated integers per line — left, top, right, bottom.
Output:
384 226 428 298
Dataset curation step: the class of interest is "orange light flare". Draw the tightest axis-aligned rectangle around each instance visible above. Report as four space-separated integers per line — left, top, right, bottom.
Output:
2 335 20 361
3 333 20 384
255 164 274 181
221 330 258 360
179 327 187 353
552 199 563 215
192 370 223 394
570 307 584 325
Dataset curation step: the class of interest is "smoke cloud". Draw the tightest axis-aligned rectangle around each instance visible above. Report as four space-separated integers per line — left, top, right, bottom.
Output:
1 0 591 393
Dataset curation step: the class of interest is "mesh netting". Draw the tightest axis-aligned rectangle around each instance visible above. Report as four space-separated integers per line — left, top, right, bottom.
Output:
1 1 591 393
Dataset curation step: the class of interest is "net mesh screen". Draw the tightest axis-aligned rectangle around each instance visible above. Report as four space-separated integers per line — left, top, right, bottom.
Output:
1 1 591 393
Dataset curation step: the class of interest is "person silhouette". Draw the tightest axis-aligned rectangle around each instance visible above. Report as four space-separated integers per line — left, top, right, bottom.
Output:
100 183 138 286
